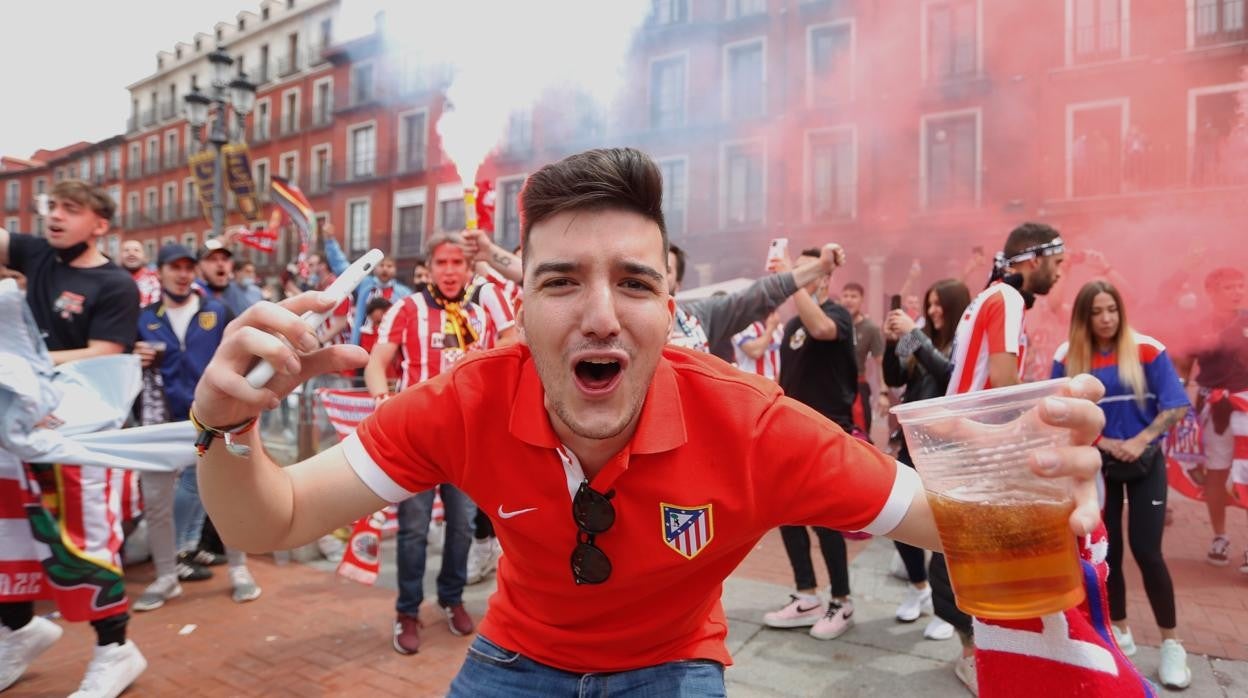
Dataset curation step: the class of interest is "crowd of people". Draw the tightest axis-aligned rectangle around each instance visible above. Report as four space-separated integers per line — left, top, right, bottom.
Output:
0 150 1242 696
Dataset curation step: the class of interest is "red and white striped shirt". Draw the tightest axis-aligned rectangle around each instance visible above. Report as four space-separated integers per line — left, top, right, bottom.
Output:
947 282 1027 395
376 290 496 389
470 275 517 335
732 321 783 381
131 267 162 308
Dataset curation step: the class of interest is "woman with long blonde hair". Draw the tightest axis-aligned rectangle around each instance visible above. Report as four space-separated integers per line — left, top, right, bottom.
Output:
1052 280 1192 689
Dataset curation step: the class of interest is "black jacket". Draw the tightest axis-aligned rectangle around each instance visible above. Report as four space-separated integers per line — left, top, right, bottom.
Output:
884 329 955 464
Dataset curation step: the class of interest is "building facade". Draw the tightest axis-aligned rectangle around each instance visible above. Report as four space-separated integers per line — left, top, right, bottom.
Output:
2 0 1245 319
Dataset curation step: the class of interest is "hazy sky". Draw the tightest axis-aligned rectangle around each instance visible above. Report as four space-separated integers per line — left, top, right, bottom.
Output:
0 1 283 159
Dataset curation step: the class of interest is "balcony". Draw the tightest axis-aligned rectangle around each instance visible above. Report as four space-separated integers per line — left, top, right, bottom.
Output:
335 156 384 183
164 151 186 171
126 163 143 180
278 55 301 77
1070 19 1128 64
4 198 18 213
126 116 138 133
162 205 178 223
255 62 274 85
107 166 120 181
1191 3 1248 48
1052 142 1248 208
395 153 426 175
159 101 179 121
311 104 333 128
123 211 144 229
254 123 271 143
145 158 161 176
307 170 331 195
279 116 300 137
307 45 327 66
141 109 156 128
182 201 199 220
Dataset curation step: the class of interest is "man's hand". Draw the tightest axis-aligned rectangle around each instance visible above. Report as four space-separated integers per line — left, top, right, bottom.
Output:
1117 434 1149 461
819 243 846 273
885 309 915 339
192 292 369 429
1031 374 1109 536
461 229 487 263
322 221 336 241
133 341 158 369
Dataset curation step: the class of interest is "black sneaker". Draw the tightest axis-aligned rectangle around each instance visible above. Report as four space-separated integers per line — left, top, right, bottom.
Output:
176 552 214 581
192 549 228 567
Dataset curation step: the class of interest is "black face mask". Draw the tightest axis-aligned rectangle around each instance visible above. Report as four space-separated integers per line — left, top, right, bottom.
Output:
55 241 90 264
1001 273 1036 310
163 287 193 305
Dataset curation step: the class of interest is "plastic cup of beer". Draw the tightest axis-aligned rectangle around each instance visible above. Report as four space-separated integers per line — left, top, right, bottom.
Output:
891 378 1085 619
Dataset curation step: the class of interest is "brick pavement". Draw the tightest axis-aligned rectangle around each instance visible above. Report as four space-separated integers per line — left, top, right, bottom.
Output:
10 488 1246 696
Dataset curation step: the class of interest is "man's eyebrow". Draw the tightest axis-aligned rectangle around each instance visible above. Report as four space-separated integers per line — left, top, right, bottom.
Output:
619 261 664 284
531 261 578 277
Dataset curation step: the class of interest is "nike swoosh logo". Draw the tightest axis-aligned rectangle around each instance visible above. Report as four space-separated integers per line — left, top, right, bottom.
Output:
498 505 538 519
1152 500 1164 506
796 604 821 613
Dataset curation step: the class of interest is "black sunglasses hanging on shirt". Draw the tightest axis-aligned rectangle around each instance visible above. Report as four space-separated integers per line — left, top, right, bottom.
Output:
570 480 615 585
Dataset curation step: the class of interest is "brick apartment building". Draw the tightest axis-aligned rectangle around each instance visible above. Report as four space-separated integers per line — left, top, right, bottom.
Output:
1 0 1245 318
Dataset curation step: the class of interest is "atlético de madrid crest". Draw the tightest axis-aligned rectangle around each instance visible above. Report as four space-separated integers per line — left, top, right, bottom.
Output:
661 502 713 560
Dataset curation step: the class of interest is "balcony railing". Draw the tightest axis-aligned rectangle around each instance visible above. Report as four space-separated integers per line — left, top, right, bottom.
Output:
395 153 426 175
278 55 301 77
145 158 161 175
123 211 144 229
280 116 300 136
1191 3 1248 47
126 116 138 133
141 109 156 128
1061 142 1248 200
164 152 186 170
1071 19 1127 62
307 45 327 66
4 198 18 212
159 101 179 121
162 205 178 222
107 166 120 181
256 61 274 84
312 104 333 127
336 157 383 182
182 201 199 219
307 171 331 195
126 163 143 179
254 123 271 142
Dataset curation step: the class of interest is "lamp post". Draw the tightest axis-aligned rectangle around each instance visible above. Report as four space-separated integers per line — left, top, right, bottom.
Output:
183 45 256 241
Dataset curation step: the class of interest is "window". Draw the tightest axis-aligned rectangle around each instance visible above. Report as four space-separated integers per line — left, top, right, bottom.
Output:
1193 0 1246 46
310 145 331 193
349 124 377 178
439 198 466 232
128 191 140 216
255 159 270 196
165 131 178 167
922 110 980 209
1068 101 1126 197
1191 84 1248 186
280 152 298 183
183 232 198 250
283 32 300 75
164 183 177 221
108 186 121 208
504 110 532 157
808 22 853 106
650 55 687 128
320 18 332 47
653 0 689 25
259 44 270 82
658 158 688 235
79 158 90 179
3 216 18 232
262 6 270 20
399 111 427 173
925 0 978 82
725 0 765 20
347 198 371 254
238 17 245 30
94 153 106 178
33 216 44 236
808 129 855 220
721 142 765 228
110 147 121 177
1071 0 1125 63
184 179 197 217
281 89 300 134
313 78 333 125
724 40 765 120
146 137 160 174
496 177 525 250
129 143 142 177
143 239 157 262
34 177 46 196
255 100 271 141
351 63 375 105
4 182 19 211
145 188 159 221
396 204 425 257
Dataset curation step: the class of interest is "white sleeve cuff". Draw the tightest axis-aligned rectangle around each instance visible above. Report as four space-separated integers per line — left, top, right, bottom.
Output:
342 432 415 503
859 463 922 536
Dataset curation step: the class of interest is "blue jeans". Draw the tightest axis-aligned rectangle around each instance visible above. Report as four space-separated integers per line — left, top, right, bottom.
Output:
396 484 475 614
174 465 205 553
448 636 726 697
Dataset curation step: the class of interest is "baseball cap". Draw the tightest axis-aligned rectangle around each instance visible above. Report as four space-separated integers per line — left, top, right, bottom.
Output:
157 243 196 267
198 237 234 261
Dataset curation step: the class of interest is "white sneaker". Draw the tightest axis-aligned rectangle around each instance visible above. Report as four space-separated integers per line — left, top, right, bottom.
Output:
896 584 933 623
132 575 183 612
0 616 63 692
465 537 497 585
809 600 854 640
889 551 909 580
229 566 262 603
763 594 824 628
1112 625 1137 657
954 653 979 696
924 617 955 640
1159 638 1192 689
68 640 146 698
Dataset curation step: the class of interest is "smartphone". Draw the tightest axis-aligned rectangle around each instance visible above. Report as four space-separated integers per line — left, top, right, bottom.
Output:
765 238 788 270
889 294 902 311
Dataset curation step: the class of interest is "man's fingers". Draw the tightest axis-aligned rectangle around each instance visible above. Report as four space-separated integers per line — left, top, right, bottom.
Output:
227 299 323 354
1068 475 1101 536
1037 377 1105 445
275 291 340 318
1028 445 1102 536
227 326 306 378
200 365 281 414
300 345 370 378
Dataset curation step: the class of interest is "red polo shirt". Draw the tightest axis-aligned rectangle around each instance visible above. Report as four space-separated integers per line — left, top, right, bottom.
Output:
345 344 917 673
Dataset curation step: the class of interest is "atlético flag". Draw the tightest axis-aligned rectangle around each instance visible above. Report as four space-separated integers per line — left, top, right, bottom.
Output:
475 179 496 233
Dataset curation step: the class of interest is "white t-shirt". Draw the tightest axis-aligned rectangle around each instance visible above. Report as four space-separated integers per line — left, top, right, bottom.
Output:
165 295 201 345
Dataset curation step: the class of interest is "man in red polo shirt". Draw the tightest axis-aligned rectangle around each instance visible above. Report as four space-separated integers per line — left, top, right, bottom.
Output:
190 148 1108 696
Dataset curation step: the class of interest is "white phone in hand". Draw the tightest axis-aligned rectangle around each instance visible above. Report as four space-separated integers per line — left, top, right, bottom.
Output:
245 248 385 389
765 238 788 271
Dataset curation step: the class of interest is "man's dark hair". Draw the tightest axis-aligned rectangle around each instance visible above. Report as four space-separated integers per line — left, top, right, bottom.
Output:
365 296 393 315
239 261 256 272
413 256 427 267
51 180 115 222
1003 222 1061 258
669 243 687 284
1205 267 1245 292
799 247 821 258
842 282 865 295
520 147 668 268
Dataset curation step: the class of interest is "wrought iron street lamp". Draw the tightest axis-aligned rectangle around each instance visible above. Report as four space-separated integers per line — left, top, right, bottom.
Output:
184 46 257 242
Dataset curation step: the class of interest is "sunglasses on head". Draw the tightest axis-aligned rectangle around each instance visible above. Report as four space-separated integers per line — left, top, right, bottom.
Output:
570 480 615 585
